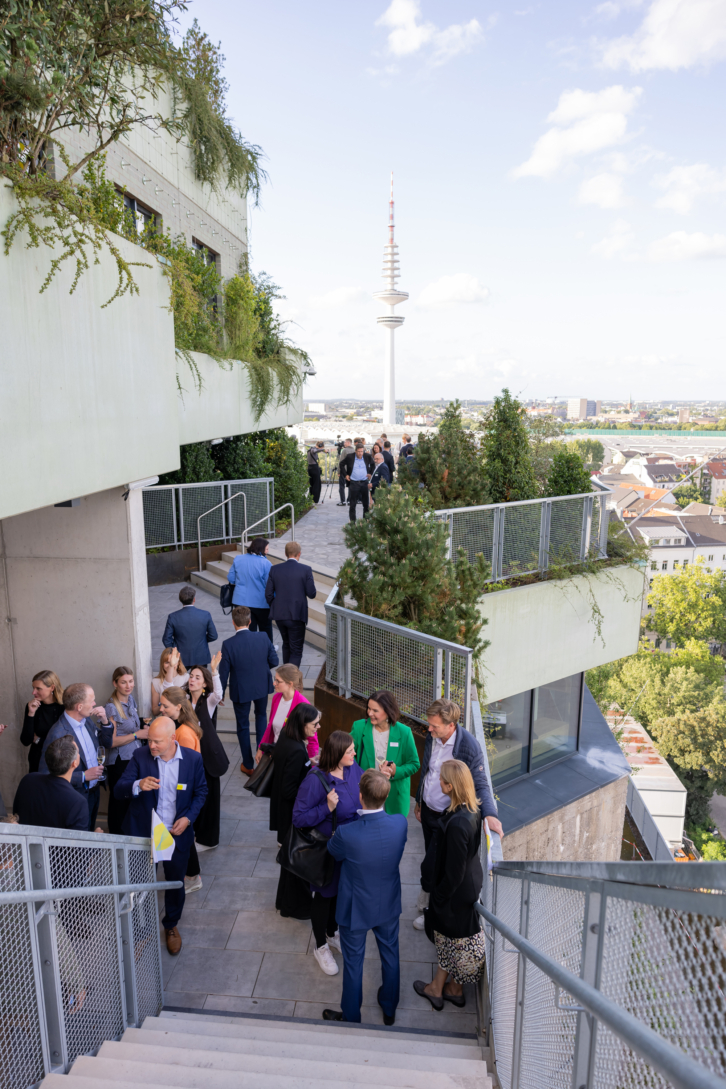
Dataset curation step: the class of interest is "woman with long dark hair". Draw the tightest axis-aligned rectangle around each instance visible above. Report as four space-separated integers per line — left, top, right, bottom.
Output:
185 652 229 851
292 731 363 977
270 704 321 922
350 690 419 815
20 670 64 772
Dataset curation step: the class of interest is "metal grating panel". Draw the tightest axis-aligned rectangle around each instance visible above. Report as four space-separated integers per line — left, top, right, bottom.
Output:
449 506 496 566
141 479 274 551
180 484 226 546
490 874 523 1089
326 610 338 686
549 497 586 565
500 503 541 577
127 849 163 1023
142 488 177 549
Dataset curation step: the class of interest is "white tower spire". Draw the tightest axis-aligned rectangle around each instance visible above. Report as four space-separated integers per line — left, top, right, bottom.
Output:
374 173 408 428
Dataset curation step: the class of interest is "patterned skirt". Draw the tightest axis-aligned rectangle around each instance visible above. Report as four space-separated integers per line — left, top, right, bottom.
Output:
434 928 487 985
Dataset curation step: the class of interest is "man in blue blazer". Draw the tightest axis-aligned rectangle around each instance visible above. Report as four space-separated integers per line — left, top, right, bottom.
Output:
162 585 218 668
323 769 408 1025
219 605 279 775
115 716 207 956
264 540 316 666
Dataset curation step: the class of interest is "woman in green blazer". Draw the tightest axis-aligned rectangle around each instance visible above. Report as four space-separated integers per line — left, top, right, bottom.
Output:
350 690 420 816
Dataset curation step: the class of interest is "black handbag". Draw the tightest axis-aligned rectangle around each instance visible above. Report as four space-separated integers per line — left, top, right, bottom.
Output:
276 769 338 887
219 582 234 614
244 743 275 798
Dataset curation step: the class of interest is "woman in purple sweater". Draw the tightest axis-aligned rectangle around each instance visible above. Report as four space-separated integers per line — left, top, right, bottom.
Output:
292 730 363 977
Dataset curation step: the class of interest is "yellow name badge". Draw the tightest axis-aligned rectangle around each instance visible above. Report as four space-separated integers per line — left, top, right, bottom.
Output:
176 783 187 791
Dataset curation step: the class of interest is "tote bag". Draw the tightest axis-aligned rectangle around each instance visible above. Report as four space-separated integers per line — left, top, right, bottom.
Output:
244 743 275 798
276 769 338 887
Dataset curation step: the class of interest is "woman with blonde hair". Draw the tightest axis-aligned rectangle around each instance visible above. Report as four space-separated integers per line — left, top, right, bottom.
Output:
158 687 204 893
104 667 149 835
255 664 319 763
151 648 189 714
414 759 486 1011
20 670 64 772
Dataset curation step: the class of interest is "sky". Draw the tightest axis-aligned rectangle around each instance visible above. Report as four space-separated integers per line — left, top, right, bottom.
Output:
179 0 726 402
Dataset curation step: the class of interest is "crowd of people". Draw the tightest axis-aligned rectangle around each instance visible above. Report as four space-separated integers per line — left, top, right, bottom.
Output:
305 432 418 521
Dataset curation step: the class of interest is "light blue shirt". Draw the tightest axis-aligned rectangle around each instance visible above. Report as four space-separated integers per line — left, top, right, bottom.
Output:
132 741 183 827
65 713 99 789
227 552 272 608
350 455 368 481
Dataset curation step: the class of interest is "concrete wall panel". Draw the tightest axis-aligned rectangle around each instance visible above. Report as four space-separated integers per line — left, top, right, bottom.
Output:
478 566 645 704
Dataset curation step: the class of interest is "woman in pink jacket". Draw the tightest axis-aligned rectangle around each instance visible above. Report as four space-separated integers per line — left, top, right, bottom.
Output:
256 664 320 763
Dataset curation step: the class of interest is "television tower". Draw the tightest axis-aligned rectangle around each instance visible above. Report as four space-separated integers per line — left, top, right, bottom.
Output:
374 173 408 428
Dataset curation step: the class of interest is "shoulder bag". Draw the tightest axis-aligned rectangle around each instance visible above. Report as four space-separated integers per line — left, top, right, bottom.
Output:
244 743 275 798
276 768 338 887
219 583 234 615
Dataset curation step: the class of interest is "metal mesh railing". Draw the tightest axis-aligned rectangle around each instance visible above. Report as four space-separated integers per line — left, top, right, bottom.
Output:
325 585 474 730
437 491 609 579
0 825 176 1088
483 861 726 1089
142 478 274 550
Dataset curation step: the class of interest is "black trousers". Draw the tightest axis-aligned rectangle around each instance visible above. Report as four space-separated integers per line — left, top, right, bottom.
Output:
419 800 444 893
276 619 306 666
194 774 220 848
311 892 338 948
106 759 131 836
161 838 193 929
348 480 369 521
249 606 273 641
85 786 101 831
308 466 322 504
338 474 348 503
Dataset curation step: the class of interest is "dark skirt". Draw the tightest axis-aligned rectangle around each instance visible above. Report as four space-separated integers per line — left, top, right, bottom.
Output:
106 759 131 836
276 866 312 920
194 775 221 848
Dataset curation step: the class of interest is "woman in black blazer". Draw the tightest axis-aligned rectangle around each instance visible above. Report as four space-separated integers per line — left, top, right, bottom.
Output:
414 759 486 1011
270 704 321 920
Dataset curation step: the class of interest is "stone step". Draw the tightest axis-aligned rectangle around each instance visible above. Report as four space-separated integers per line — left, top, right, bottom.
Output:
158 1009 481 1049
134 1021 483 1068
86 1040 488 1089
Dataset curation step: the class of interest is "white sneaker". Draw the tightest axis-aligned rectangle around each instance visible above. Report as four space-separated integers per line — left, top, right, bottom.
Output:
184 875 203 894
417 889 430 912
313 943 340 976
413 914 426 931
195 843 215 853
327 930 342 954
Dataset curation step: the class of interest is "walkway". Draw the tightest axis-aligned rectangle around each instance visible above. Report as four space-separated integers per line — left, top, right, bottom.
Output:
276 495 352 575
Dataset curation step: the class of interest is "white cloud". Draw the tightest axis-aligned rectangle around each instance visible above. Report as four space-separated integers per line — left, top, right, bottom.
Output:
647 231 726 260
513 85 642 178
308 286 369 309
417 274 490 307
375 0 484 65
578 172 627 207
623 354 670 367
591 218 636 258
601 0 726 71
653 163 726 213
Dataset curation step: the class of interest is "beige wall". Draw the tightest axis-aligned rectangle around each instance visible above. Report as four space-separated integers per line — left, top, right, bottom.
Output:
0 488 151 809
502 776 628 862
477 565 645 705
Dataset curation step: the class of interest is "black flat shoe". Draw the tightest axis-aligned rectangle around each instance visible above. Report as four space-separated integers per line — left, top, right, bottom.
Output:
322 1009 346 1021
378 986 395 1026
413 979 444 1011
442 988 466 1008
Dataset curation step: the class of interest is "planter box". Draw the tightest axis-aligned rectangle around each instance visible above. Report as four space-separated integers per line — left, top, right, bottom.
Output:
477 565 644 704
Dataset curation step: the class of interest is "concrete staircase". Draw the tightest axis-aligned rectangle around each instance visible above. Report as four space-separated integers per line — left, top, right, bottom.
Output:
40 1009 494 1089
191 541 337 653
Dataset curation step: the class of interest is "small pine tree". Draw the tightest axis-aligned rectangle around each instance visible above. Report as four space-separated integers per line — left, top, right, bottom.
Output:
545 449 592 498
338 485 490 658
158 441 220 485
480 389 538 503
398 400 489 509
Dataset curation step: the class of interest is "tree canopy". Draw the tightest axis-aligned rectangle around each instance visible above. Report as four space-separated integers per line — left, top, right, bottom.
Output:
398 400 489 509
647 560 726 646
480 389 538 503
545 448 592 498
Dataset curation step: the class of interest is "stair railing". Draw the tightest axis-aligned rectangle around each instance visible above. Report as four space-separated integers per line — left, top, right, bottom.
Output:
242 502 295 548
197 491 248 573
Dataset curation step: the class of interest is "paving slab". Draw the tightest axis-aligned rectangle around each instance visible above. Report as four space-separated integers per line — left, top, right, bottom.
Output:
226 911 312 954
165 947 264 997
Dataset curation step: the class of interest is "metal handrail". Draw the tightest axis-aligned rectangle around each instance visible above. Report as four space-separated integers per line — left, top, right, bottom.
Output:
0 881 182 906
476 901 726 1089
197 490 247 572
242 502 295 547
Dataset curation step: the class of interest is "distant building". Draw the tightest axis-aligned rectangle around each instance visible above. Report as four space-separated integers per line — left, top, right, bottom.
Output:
306 402 326 414
678 408 690 423
567 398 601 420
703 460 726 504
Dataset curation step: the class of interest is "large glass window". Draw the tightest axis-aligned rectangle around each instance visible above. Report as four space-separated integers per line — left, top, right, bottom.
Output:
530 674 581 771
483 691 531 786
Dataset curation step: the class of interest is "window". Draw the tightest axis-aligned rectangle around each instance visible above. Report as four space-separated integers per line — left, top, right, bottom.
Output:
650 562 657 571
482 691 530 787
674 560 680 568
661 561 668 570
709 554 714 561
530 675 581 771
123 194 157 235
683 559 689 568
192 238 219 268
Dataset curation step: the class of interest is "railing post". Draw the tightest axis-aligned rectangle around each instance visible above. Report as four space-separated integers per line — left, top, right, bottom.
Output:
598 494 609 558
337 607 346 698
572 885 605 1089
28 841 67 1073
446 513 454 561
510 875 530 1089
434 647 443 702
492 505 505 581
172 486 179 550
581 496 594 562
464 651 473 733
345 616 352 699
444 650 452 701
539 499 552 573
115 847 138 1027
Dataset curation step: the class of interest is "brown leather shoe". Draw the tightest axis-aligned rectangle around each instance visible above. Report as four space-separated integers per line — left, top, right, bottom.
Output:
165 927 182 956
240 763 253 777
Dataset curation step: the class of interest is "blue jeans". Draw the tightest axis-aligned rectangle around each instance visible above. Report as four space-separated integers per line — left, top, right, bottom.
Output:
339 918 400 1023
234 698 268 767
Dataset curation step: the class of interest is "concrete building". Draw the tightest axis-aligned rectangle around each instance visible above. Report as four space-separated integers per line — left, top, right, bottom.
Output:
567 398 601 420
0 129 304 807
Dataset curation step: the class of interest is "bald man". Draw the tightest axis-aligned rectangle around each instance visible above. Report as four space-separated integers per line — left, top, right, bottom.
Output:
115 716 207 955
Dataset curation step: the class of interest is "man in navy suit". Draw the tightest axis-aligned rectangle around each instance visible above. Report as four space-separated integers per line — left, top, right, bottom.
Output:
162 585 218 668
219 605 279 775
323 769 408 1025
115 717 207 956
265 540 316 666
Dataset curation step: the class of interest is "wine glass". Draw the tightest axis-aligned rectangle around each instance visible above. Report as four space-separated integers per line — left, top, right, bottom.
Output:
96 746 107 782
